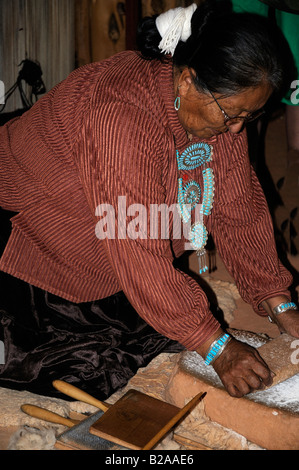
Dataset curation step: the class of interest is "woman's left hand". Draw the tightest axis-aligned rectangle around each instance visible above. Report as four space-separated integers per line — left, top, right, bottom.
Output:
270 310 299 338
261 297 299 338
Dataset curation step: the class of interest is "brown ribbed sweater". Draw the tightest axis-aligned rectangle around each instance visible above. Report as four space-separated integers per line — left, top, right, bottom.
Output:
0 51 292 349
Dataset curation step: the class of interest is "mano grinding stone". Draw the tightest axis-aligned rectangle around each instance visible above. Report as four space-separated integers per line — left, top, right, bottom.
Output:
257 334 299 389
166 330 299 450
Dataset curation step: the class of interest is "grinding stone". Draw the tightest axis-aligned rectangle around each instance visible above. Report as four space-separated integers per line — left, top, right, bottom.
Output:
257 334 299 390
166 330 299 450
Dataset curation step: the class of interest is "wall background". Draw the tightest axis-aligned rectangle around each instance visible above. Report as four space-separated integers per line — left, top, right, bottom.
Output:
0 0 75 112
0 0 195 113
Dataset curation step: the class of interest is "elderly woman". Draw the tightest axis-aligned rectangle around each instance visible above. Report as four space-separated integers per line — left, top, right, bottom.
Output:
0 1 298 400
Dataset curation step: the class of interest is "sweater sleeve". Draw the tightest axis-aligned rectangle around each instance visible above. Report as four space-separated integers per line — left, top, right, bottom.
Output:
73 101 220 350
210 131 292 315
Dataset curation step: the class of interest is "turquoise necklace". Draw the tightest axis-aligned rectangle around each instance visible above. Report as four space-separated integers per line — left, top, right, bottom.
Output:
176 142 215 274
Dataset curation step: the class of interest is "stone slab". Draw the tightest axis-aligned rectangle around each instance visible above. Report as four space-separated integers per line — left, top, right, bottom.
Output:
257 334 299 390
166 331 299 450
166 364 299 450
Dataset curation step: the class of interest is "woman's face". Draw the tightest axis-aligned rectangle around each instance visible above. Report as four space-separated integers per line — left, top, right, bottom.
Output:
175 68 273 139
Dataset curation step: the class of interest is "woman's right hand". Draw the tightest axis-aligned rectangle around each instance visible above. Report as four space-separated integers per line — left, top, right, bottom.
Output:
212 338 274 397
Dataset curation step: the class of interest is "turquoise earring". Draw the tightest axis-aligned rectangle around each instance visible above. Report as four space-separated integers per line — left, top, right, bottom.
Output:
174 96 181 111
174 85 181 111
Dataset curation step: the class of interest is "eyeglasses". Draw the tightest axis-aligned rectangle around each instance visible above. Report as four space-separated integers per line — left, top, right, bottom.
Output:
208 89 265 127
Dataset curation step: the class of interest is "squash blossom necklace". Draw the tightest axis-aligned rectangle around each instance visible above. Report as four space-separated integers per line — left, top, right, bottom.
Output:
176 142 215 274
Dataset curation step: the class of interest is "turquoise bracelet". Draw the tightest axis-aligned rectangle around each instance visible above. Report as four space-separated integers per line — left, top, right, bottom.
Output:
273 301 298 315
204 333 231 366
268 301 298 323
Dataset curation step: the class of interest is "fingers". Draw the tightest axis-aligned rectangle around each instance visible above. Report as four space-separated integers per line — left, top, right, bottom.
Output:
213 339 274 398
229 363 274 398
226 375 262 398
226 370 270 398
226 378 259 398
251 351 274 387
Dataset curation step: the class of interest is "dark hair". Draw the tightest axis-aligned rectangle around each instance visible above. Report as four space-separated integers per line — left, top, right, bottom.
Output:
137 0 293 97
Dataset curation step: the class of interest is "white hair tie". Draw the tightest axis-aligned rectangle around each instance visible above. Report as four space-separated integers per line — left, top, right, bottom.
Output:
156 3 197 56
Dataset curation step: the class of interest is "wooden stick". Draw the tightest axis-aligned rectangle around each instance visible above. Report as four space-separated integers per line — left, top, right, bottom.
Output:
142 391 207 450
21 404 80 427
52 380 110 412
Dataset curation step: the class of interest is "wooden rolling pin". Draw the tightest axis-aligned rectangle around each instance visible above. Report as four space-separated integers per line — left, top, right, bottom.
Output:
21 404 80 427
52 380 110 412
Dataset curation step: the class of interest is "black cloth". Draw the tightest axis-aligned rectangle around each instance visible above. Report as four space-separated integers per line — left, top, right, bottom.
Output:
0 271 183 400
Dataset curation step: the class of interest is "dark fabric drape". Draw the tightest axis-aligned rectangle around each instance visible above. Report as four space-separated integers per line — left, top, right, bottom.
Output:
0 208 183 400
0 101 184 401
0 272 183 400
